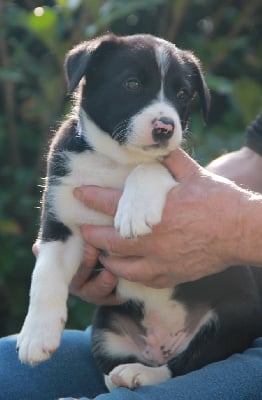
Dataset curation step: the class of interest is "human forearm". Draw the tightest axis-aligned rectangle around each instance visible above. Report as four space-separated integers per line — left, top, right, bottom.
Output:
207 147 262 193
206 145 262 267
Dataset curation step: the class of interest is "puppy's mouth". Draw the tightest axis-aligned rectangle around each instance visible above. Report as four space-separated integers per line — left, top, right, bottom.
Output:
138 143 173 159
142 143 168 151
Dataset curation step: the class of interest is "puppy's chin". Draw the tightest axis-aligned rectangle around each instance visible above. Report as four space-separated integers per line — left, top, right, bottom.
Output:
126 143 175 160
126 132 182 159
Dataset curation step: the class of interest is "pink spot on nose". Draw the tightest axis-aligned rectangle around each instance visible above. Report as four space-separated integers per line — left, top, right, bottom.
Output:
153 120 173 133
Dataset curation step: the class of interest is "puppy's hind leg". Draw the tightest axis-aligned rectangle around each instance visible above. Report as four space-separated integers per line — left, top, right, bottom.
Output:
17 232 83 365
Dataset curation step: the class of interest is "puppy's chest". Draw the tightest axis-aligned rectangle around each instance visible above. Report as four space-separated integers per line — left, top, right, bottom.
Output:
62 151 133 188
51 151 134 227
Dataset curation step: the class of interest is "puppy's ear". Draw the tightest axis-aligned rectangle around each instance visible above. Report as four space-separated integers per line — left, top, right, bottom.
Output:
64 42 92 93
64 34 119 93
193 63 211 124
182 51 211 124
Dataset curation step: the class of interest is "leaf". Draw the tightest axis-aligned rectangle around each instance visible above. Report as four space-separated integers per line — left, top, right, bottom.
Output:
0 220 21 235
206 74 233 95
0 69 23 82
233 78 262 124
27 7 59 50
86 0 164 36
55 0 81 8
28 7 57 33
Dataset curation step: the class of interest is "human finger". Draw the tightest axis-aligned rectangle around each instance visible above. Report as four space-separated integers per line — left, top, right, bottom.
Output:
142 274 179 289
75 269 121 305
81 225 150 256
69 243 99 291
69 244 121 305
163 147 201 181
74 186 121 216
99 254 164 284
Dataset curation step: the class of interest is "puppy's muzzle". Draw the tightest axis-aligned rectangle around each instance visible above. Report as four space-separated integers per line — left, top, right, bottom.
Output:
152 117 174 147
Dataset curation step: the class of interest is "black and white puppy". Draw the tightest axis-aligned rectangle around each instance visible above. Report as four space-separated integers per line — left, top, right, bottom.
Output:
17 34 262 391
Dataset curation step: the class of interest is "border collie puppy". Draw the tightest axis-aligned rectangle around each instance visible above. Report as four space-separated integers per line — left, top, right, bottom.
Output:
17 34 262 391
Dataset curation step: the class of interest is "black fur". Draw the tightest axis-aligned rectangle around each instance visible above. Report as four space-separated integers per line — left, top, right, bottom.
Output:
40 119 93 242
40 218 72 242
64 34 210 138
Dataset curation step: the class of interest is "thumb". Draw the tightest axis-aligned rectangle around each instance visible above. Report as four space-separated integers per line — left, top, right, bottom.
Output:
163 148 202 182
74 186 121 216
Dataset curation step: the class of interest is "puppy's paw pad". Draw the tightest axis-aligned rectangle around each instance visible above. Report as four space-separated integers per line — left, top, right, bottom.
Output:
114 201 161 238
105 363 151 391
114 211 152 238
17 311 65 365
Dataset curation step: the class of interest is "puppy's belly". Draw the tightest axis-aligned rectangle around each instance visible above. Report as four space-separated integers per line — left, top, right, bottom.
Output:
102 280 215 366
103 314 189 366
102 303 215 366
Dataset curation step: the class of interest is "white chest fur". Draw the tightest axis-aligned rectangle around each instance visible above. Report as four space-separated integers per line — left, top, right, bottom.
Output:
52 151 135 228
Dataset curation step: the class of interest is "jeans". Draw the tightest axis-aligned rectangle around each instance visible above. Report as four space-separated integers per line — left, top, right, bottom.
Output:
1 328 262 400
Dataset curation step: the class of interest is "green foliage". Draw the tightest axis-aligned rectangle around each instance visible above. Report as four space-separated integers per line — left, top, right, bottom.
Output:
0 0 261 336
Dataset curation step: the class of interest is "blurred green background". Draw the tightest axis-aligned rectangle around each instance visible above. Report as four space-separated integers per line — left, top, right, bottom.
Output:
0 0 261 336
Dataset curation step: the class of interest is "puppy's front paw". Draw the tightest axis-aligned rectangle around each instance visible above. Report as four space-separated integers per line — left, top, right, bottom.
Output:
105 363 171 391
114 163 176 239
17 308 66 365
114 193 162 239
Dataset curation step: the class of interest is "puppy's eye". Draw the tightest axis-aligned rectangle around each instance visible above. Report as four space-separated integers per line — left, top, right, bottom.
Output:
177 89 189 101
124 77 141 91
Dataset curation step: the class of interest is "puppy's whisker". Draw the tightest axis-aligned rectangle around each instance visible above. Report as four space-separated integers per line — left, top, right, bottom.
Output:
112 125 128 139
112 119 130 142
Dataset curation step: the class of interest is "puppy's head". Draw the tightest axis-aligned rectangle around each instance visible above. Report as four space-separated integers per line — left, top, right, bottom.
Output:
65 34 210 161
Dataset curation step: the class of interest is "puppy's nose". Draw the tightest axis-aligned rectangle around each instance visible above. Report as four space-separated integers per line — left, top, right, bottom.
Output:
152 117 174 145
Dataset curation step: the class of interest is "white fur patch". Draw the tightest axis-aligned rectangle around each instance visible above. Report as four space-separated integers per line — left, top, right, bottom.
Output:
105 363 171 391
155 44 170 101
52 151 133 228
18 236 83 364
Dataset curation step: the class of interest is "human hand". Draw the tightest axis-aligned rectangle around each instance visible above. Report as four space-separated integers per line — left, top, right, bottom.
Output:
32 240 121 305
75 148 248 288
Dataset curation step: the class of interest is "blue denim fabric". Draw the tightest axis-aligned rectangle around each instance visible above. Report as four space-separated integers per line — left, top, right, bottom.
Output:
1 327 262 400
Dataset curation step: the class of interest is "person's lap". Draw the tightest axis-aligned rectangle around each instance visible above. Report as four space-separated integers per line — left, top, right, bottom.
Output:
1 327 262 400
0 328 106 400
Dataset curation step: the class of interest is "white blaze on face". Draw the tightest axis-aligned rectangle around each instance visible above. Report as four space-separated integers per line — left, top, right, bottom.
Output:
155 42 171 101
127 43 182 154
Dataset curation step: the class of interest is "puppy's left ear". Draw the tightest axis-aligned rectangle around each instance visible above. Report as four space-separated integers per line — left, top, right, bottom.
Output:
193 63 211 124
183 52 211 124
64 34 119 93
64 42 93 94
